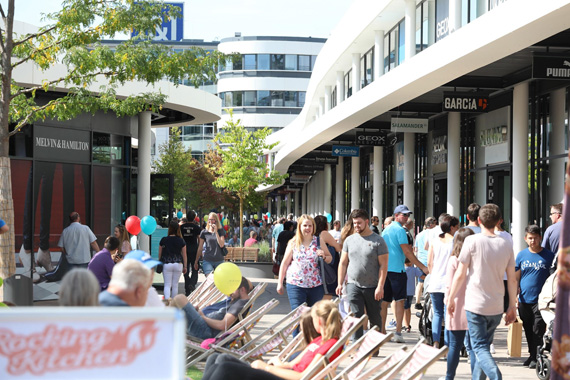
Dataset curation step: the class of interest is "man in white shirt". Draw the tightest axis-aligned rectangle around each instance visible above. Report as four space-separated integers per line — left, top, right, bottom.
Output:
58 212 99 268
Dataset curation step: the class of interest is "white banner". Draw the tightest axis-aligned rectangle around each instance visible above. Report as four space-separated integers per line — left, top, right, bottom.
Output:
0 307 186 379
390 117 429 133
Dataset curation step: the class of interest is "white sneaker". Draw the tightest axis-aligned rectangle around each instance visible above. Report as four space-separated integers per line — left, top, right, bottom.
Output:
490 343 496 354
37 248 53 272
393 332 405 343
18 245 31 271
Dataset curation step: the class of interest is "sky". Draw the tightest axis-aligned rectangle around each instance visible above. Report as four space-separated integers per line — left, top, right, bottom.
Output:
6 0 352 41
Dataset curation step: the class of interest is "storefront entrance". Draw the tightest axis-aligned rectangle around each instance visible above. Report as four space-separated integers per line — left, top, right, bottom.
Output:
487 169 511 232
433 178 447 218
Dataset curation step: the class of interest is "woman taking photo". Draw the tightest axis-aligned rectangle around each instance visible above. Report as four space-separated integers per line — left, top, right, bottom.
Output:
427 214 459 348
195 212 226 275
114 224 132 257
277 214 330 311
159 221 187 300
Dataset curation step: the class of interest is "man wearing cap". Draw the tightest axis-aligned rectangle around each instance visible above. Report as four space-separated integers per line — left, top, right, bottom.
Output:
381 205 429 343
98 257 154 307
171 277 251 340
121 250 166 307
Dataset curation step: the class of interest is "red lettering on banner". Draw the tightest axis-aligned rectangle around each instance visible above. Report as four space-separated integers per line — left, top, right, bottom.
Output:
0 320 158 375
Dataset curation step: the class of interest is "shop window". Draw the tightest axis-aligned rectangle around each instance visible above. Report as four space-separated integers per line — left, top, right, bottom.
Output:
285 55 297 70
258 54 270 70
271 54 285 70
93 133 111 164
298 55 311 71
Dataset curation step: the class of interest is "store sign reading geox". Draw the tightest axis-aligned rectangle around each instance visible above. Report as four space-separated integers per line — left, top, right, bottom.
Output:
480 125 508 147
442 92 489 113
532 55 570 79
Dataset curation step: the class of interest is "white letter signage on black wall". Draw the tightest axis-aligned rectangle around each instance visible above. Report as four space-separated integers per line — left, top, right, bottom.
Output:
442 92 489 113
34 125 91 163
533 55 570 79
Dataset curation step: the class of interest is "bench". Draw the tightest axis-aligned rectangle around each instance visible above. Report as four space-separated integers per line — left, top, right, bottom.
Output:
225 247 259 262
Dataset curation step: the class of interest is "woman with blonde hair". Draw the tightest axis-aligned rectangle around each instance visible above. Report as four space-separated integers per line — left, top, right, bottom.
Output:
195 212 226 275
277 214 329 311
59 269 100 306
114 224 132 256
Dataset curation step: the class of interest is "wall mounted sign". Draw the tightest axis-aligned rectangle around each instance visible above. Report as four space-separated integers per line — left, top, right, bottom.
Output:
390 118 428 133
131 2 184 41
289 175 311 184
314 156 339 164
435 0 450 42
532 55 570 79
34 125 91 163
395 142 405 182
432 135 448 165
331 145 360 157
355 130 394 146
442 92 489 112
480 125 508 147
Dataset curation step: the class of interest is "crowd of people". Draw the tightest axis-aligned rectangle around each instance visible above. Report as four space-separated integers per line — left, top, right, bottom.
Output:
1 199 562 380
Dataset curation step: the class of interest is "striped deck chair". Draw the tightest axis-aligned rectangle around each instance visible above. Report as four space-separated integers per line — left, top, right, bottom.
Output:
185 298 279 368
210 303 310 361
299 314 369 380
309 328 393 380
354 345 410 380
236 282 267 321
188 275 216 306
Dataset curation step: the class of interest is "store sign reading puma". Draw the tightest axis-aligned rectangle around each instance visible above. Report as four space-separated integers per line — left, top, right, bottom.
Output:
533 55 570 79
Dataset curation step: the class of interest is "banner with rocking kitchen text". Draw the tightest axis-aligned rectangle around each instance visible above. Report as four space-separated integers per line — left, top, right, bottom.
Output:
0 308 186 380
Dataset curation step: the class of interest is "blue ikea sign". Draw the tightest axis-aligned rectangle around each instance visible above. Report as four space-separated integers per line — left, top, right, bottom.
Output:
331 145 360 157
132 2 184 41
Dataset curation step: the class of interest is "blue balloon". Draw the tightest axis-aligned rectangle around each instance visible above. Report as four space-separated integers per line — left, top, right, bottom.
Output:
326 213 332 223
122 211 127 220
177 211 183 219
140 215 157 235
267 212 271 218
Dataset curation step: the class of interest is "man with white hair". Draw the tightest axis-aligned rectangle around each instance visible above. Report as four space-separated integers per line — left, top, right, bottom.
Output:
98 259 153 307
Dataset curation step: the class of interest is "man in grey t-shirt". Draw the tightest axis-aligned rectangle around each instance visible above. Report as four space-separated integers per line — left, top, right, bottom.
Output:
58 211 99 267
337 209 389 339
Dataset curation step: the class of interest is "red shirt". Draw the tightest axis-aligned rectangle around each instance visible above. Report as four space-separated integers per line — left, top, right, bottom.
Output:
293 336 341 372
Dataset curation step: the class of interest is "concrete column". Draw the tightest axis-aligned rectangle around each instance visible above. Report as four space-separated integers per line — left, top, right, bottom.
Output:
337 71 345 104
324 86 332 112
426 131 434 217
352 53 361 94
268 197 273 217
351 156 360 211
137 111 152 252
335 162 344 222
301 185 307 215
286 193 291 216
374 30 385 80
512 82 529 254
373 146 384 219
405 0 416 61
294 190 300 217
449 0 462 33
404 133 415 210
324 165 332 215
447 112 461 216
318 98 325 117
309 179 314 216
549 88 566 204
276 195 282 218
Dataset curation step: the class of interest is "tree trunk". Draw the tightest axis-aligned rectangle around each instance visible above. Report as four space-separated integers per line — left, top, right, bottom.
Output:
0 156 16 279
239 197 243 247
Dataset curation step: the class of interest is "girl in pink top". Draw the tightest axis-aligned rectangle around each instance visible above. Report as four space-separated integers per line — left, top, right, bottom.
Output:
444 227 475 380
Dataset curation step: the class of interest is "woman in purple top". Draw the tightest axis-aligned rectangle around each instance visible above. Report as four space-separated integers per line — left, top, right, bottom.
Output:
87 236 121 290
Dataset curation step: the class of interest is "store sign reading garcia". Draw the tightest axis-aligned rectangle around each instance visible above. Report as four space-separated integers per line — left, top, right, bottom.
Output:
533 55 570 79
390 118 428 133
442 92 489 112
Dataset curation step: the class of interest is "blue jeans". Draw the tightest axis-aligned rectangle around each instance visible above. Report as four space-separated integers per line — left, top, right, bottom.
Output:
182 303 218 340
202 260 224 275
466 311 502 380
444 330 474 380
430 292 445 344
286 283 324 311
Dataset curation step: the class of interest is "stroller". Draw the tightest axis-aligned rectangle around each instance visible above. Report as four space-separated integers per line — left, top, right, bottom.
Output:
536 272 557 380
416 275 445 346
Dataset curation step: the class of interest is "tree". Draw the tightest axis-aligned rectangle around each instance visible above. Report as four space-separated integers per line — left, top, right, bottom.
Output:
0 0 228 279
152 128 192 208
212 112 287 246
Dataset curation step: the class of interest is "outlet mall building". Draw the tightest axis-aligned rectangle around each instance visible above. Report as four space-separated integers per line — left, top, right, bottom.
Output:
264 0 570 254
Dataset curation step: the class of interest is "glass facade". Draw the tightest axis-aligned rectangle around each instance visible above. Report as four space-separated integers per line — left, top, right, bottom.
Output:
220 90 306 108
220 53 318 72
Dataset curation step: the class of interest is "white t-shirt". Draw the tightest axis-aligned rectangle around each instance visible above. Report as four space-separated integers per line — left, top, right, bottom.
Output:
329 229 341 243
145 286 165 307
496 230 514 280
429 238 453 293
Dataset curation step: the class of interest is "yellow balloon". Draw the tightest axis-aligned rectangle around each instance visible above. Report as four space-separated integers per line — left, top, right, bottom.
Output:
254 214 259 220
203 215 208 222
214 262 242 296
223 218 229 226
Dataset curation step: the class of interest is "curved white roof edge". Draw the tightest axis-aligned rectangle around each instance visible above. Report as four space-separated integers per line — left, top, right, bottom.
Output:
12 60 221 128
271 0 570 177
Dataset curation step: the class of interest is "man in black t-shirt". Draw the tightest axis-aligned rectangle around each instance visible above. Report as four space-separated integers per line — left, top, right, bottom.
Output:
180 211 202 295
273 221 295 276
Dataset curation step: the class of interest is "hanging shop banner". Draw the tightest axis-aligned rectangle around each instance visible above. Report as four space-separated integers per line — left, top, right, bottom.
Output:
314 156 339 164
289 175 311 184
442 92 489 113
390 118 428 134
395 141 405 182
532 55 570 80
0 308 186 380
331 145 360 157
355 130 393 146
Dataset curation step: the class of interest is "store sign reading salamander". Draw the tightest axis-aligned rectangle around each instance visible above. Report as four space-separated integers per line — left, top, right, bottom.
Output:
34 125 91 163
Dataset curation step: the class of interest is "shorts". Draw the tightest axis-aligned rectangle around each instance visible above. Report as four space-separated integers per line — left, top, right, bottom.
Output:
404 295 414 310
418 269 427 283
382 272 407 302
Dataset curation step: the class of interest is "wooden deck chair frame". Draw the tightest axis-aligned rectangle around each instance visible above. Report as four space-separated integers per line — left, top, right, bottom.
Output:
397 343 448 380
308 327 393 380
237 282 267 321
354 345 410 380
188 275 216 306
299 314 369 380
210 303 310 361
185 298 280 368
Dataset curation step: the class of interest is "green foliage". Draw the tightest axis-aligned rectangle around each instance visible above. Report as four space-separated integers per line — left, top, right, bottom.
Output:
255 240 272 262
186 366 203 380
152 128 192 208
1 0 230 139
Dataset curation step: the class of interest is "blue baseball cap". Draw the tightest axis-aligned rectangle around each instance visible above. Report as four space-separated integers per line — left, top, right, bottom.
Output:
124 250 162 269
394 205 413 215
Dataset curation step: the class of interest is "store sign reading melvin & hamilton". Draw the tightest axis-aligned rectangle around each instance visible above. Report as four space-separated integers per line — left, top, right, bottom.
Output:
34 125 91 163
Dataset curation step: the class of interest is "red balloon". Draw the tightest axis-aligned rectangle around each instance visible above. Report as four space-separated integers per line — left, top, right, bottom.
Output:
195 216 200 223
223 225 229 231
125 215 141 235
263 214 268 220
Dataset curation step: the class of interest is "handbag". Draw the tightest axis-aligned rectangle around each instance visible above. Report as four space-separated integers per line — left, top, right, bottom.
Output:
317 236 338 294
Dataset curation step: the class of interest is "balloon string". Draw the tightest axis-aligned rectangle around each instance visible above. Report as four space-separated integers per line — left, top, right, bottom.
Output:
225 298 229 332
